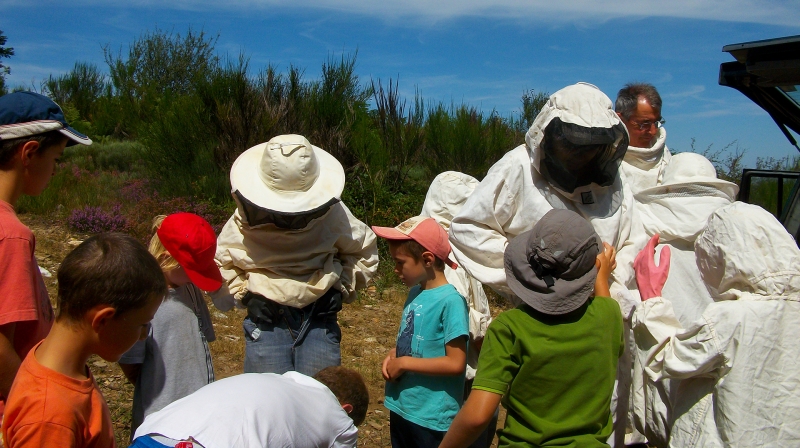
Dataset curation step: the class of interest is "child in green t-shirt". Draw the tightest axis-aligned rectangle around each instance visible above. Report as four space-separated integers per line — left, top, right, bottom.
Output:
372 216 469 448
440 209 624 448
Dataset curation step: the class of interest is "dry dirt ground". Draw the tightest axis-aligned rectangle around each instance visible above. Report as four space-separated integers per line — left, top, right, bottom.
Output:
24 215 505 447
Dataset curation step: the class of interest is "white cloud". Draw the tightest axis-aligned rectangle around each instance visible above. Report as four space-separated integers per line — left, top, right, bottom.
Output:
54 0 800 27
668 85 706 98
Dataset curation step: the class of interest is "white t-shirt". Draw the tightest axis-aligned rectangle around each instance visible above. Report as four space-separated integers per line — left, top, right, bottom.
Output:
133 372 358 448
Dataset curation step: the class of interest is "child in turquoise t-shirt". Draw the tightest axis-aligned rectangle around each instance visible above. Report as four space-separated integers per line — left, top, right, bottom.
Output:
372 216 469 448
440 209 624 448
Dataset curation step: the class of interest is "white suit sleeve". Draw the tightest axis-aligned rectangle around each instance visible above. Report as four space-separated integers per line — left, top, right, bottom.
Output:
633 297 727 382
449 162 522 295
215 214 250 302
335 204 379 303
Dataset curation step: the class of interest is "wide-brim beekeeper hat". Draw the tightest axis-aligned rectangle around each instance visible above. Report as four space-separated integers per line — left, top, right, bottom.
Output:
230 134 345 214
504 209 600 315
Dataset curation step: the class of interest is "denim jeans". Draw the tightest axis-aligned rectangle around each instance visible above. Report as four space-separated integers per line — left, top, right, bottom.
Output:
242 302 342 376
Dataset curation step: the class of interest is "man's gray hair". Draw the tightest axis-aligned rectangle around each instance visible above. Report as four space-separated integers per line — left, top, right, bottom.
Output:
615 83 662 120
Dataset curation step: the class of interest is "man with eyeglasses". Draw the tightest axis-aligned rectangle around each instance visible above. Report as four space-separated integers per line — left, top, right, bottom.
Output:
615 83 671 194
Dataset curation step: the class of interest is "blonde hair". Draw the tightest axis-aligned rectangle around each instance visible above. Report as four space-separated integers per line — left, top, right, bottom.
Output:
148 215 181 273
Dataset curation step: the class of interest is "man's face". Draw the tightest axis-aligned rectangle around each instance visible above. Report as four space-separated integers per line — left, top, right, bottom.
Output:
619 97 661 148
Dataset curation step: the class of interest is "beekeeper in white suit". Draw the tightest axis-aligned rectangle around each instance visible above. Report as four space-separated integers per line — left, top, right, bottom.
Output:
615 83 671 193
449 82 635 301
420 171 491 380
628 152 738 446
448 82 637 446
633 201 800 448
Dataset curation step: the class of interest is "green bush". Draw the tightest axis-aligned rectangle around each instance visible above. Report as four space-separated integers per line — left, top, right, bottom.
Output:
44 62 106 123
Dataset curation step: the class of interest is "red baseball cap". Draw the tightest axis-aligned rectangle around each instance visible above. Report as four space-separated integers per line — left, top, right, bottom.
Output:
372 216 458 269
157 213 223 292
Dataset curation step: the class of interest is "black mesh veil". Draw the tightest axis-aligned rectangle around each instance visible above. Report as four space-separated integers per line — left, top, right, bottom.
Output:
539 118 629 193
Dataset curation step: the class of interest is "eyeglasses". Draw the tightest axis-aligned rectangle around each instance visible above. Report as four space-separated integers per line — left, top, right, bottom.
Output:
630 118 665 131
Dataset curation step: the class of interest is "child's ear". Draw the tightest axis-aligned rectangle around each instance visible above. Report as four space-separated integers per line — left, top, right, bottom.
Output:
341 403 354 415
19 141 41 167
89 305 118 333
421 251 436 268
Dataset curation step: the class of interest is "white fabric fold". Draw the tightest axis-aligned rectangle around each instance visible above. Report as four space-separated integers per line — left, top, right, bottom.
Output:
215 202 378 308
632 202 800 447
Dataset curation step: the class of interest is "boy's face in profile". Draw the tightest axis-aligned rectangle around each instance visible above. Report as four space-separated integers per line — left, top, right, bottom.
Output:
96 293 162 362
164 266 191 289
23 139 67 196
388 243 428 288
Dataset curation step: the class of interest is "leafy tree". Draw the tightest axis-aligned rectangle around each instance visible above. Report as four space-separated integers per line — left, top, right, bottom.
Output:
0 29 15 95
44 62 106 121
102 27 219 137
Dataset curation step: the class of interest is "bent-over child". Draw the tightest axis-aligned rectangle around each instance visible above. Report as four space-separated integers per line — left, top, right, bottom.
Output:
372 216 469 448
119 213 225 435
0 92 92 427
130 366 370 448
2 233 167 448
440 209 624 448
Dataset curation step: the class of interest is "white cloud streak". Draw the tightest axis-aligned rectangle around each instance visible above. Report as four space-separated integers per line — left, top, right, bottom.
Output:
19 0 800 27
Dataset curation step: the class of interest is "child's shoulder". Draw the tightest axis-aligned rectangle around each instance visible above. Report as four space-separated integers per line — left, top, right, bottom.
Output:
0 201 32 242
410 283 463 302
589 296 623 318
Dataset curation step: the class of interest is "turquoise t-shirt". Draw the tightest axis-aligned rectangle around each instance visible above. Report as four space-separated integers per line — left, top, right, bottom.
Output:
473 297 623 447
384 283 469 432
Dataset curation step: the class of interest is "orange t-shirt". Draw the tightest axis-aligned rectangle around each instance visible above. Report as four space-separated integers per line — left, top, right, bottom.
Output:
0 201 54 418
1 341 116 448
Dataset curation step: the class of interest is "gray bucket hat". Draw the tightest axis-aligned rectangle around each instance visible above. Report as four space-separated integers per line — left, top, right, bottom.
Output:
504 209 600 315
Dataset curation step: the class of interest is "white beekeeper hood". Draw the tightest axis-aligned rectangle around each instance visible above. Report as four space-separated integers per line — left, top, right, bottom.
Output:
696 201 800 301
636 152 738 244
525 82 629 195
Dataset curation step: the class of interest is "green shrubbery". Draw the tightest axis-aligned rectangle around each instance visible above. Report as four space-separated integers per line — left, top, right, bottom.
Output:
32 28 546 230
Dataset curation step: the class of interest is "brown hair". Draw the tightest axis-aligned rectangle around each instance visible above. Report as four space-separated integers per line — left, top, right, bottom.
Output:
56 232 167 321
313 366 370 426
388 240 445 270
0 131 68 167
615 83 662 120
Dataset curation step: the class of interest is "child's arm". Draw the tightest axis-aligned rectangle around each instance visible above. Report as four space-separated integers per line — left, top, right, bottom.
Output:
119 363 142 385
0 323 21 399
382 336 467 381
439 389 502 448
594 242 617 297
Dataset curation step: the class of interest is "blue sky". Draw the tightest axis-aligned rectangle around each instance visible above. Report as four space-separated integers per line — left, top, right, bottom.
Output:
3 0 800 167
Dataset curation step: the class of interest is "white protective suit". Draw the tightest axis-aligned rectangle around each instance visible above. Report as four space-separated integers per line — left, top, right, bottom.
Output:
420 171 491 380
214 202 378 308
633 201 800 447
620 127 672 193
448 83 637 447
628 153 738 446
449 82 636 304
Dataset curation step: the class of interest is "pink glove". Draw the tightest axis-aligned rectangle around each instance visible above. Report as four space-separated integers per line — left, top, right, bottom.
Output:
634 234 671 301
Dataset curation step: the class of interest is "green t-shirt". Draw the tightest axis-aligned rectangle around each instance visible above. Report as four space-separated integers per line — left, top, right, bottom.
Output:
473 297 623 447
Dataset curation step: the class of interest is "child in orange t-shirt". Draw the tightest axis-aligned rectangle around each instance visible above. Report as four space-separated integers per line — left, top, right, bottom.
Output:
1 233 167 448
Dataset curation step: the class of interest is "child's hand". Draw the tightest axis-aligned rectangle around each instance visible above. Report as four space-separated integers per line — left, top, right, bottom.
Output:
382 348 400 382
634 234 671 301
594 242 616 297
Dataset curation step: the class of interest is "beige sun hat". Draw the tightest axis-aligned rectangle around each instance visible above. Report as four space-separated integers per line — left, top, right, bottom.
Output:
230 134 345 213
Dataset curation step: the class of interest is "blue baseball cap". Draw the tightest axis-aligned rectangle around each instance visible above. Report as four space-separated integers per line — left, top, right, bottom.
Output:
0 91 92 146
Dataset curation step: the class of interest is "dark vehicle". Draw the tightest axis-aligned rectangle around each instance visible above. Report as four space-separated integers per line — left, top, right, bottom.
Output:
719 35 800 241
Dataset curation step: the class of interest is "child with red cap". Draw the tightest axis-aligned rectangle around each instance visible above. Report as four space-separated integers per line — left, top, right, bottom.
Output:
118 213 225 436
372 216 469 447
